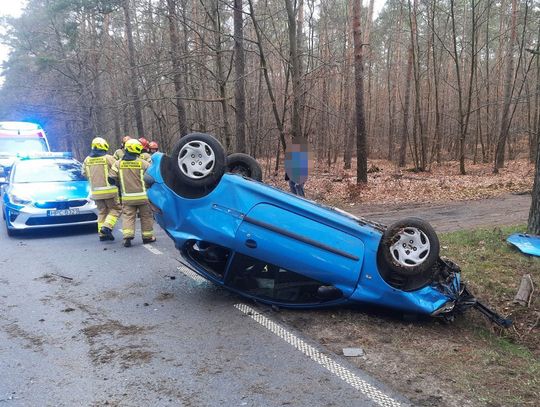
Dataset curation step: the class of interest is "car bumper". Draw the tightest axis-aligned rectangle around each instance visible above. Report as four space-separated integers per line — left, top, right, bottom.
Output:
5 202 98 230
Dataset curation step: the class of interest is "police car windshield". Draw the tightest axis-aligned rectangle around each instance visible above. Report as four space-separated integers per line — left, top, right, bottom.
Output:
12 160 86 183
0 138 48 154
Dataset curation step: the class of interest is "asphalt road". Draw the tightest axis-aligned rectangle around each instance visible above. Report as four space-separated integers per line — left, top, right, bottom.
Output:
0 222 408 406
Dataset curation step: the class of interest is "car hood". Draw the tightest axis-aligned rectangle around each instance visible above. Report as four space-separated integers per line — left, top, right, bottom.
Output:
9 181 90 201
0 156 16 168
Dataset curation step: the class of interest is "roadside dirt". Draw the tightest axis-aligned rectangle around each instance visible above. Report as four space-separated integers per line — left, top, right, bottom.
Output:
269 192 537 407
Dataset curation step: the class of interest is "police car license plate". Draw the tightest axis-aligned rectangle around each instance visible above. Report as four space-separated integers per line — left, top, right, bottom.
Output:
47 208 80 216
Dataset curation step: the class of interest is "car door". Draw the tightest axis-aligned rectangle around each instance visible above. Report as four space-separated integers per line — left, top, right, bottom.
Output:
231 203 364 301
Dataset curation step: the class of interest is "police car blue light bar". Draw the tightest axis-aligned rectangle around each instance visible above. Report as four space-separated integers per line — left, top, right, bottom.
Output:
0 122 43 131
17 152 72 160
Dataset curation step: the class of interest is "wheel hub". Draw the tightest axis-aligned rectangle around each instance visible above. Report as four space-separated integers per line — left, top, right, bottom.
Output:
390 227 431 267
178 141 216 179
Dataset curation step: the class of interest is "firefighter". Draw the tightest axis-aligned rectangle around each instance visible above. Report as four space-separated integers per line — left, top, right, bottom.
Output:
138 137 152 162
148 141 159 155
110 139 156 247
82 137 121 241
113 136 132 160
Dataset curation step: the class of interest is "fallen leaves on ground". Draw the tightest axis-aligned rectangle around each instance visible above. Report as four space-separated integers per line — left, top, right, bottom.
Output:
264 158 533 205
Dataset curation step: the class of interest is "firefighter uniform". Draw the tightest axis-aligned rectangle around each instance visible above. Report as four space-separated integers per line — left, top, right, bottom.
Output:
113 136 132 160
110 140 155 247
83 138 121 241
113 148 125 160
140 151 152 162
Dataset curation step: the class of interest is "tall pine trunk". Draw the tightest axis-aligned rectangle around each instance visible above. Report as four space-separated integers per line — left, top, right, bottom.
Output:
353 0 367 183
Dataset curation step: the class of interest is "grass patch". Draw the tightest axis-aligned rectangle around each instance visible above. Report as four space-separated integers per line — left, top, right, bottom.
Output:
440 225 540 301
438 225 540 404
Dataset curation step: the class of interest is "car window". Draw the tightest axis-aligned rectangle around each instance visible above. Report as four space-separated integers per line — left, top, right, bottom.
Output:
227 253 340 304
0 137 48 154
12 160 86 183
186 241 231 279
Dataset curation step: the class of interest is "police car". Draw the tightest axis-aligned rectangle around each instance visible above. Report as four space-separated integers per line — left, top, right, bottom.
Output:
1 153 98 236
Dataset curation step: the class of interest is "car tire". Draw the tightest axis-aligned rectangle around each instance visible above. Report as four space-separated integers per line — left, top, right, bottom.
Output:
226 153 263 182
171 133 226 190
380 217 439 276
165 133 226 198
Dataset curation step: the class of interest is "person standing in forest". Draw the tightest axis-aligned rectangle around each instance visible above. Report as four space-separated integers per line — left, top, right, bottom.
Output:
284 141 309 197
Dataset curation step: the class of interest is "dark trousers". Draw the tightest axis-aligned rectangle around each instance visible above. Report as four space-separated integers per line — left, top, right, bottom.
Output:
288 180 305 197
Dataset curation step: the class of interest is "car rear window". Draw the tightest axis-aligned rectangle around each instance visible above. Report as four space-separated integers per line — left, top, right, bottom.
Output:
12 160 86 183
0 137 48 154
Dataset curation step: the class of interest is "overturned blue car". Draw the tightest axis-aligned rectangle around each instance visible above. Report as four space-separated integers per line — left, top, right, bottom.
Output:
145 133 510 327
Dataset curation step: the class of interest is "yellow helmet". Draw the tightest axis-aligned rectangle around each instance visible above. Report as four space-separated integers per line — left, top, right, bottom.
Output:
125 139 143 154
91 137 109 151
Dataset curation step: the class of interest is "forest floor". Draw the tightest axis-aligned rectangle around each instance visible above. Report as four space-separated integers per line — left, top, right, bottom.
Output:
261 158 539 406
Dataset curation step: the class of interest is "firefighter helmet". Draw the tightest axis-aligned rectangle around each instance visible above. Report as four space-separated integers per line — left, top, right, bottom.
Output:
125 139 143 154
138 137 149 149
91 137 109 151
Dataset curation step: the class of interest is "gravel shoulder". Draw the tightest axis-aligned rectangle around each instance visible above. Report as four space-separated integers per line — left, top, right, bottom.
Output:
346 192 531 232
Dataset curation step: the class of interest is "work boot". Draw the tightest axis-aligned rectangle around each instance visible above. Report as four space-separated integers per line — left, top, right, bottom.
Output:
100 226 115 241
99 235 107 242
123 238 132 248
142 236 156 244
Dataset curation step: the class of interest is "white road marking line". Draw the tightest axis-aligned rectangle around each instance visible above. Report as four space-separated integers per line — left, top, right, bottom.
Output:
142 244 162 255
176 266 207 283
235 303 404 407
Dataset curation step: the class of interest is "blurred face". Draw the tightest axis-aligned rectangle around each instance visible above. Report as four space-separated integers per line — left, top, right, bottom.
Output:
285 142 310 184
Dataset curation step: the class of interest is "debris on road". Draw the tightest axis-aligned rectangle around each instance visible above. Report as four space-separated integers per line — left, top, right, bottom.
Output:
343 347 364 357
51 273 73 281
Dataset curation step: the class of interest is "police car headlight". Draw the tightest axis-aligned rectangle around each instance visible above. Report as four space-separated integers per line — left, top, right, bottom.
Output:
10 194 32 205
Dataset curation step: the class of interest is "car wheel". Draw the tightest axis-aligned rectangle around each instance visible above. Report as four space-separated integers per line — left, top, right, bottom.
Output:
171 133 226 189
380 217 439 276
226 153 263 181
163 133 226 198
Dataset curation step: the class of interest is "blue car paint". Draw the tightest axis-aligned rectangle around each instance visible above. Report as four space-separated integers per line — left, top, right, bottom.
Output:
147 152 457 316
507 233 540 257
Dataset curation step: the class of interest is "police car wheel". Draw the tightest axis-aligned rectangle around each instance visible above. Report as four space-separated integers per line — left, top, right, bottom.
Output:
226 153 263 181
168 133 226 195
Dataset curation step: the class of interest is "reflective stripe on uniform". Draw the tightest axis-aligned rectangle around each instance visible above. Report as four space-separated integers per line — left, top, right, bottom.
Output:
92 187 118 195
119 159 146 198
85 156 114 193
104 214 119 226
121 194 147 201
142 231 154 237
122 229 134 237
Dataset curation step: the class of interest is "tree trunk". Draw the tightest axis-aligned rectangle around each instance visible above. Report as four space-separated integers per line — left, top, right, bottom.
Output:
233 0 246 152
285 0 303 142
353 0 367 183
166 0 188 137
399 45 413 167
123 0 144 138
247 0 287 152
494 0 518 172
